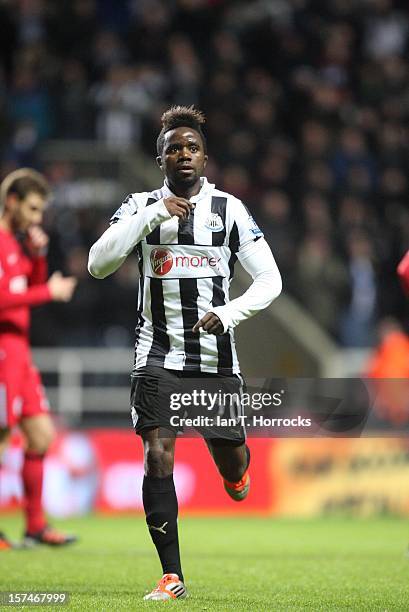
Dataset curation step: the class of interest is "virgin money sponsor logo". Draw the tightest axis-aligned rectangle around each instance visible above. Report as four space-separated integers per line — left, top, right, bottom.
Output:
150 248 221 276
151 249 173 276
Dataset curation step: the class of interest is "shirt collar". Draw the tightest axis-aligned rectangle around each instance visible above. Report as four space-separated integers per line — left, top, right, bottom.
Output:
162 177 215 202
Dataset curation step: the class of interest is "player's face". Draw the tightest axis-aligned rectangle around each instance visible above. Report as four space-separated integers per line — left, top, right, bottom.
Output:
12 192 46 233
157 128 208 190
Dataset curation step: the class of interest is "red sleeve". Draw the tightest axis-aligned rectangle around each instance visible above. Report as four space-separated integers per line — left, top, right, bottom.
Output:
0 284 52 311
397 250 409 295
0 249 51 310
29 255 48 286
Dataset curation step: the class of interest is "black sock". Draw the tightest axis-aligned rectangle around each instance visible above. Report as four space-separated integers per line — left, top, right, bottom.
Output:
142 474 183 582
245 444 251 471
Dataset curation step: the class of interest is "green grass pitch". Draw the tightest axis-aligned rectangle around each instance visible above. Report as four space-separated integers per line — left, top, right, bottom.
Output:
1 514 408 610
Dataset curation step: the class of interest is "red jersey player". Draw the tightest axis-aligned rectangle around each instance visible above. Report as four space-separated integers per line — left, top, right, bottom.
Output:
0 168 77 549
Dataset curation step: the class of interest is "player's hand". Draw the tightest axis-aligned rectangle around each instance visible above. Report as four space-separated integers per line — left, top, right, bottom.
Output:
192 312 224 335
26 226 49 256
163 197 194 222
47 271 77 302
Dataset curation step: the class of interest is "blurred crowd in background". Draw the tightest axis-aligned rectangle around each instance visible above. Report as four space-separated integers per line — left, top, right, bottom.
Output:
1 0 409 349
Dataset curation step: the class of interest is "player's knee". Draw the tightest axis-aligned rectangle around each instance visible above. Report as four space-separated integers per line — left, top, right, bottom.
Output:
33 432 54 454
26 436 47 454
144 446 174 477
25 421 55 454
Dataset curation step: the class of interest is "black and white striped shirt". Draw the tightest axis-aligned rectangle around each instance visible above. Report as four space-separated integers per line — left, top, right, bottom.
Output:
88 178 282 375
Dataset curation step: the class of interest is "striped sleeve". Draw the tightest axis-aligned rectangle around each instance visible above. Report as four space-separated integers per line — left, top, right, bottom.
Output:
110 193 139 224
229 198 263 253
88 193 171 279
209 237 282 332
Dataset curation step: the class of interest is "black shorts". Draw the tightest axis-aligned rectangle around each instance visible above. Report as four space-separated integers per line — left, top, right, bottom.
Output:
130 366 246 444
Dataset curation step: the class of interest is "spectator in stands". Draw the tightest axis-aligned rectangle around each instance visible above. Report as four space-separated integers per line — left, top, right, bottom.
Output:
0 0 407 346
340 231 377 347
294 231 350 338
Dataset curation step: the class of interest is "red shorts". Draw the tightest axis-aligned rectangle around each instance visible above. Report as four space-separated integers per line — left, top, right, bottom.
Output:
0 334 49 429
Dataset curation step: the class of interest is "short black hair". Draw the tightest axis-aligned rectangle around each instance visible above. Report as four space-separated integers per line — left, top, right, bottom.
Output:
0 168 50 210
156 105 207 156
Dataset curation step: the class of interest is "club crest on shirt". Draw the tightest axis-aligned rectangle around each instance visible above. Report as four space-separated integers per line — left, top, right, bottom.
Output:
205 213 224 232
